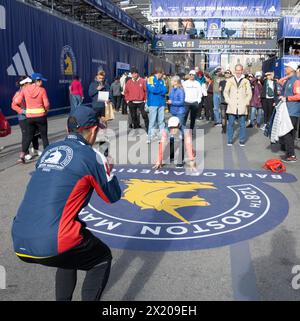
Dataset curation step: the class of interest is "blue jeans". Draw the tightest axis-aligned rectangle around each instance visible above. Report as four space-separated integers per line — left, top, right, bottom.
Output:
148 106 166 139
227 114 246 144
70 95 82 114
250 107 264 126
213 93 221 124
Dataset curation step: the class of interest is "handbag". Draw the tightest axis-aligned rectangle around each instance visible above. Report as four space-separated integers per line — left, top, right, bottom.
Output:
0 111 11 137
105 102 115 121
263 159 286 173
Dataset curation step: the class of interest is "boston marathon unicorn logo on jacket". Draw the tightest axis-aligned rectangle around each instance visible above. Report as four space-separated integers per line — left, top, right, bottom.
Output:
38 146 73 171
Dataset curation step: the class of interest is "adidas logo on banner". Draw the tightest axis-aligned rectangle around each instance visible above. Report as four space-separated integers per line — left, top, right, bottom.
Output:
156 6 163 14
7 42 34 77
0 5 6 30
268 6 276 13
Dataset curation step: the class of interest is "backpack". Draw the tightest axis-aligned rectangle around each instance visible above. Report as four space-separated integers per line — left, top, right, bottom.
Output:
0 111 11 138
263 159 286 173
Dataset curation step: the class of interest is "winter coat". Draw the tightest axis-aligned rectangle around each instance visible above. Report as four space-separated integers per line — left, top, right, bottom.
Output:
169 87 185 115
250 78 263 108
223 76 252 115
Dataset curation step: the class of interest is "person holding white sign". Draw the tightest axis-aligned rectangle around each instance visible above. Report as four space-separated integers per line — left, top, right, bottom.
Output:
89 70 110 121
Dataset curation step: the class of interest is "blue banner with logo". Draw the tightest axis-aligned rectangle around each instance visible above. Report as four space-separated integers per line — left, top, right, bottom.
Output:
0 0 174 124
207 18 222 38
151 0 280 18
278 16 300 40
208 53 221 68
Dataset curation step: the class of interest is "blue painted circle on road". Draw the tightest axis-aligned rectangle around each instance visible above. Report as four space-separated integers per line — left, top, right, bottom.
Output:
79 166 294 251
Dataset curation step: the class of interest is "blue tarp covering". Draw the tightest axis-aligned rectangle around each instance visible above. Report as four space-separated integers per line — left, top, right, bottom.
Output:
0 0 174 123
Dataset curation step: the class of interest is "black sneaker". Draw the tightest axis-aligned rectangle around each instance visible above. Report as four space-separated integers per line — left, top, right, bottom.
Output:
247 124 253 128
175 164 184 169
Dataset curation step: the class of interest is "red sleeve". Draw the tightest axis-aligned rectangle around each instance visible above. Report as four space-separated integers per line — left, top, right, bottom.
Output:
70 81 74 94
14 90 25 107
42 89 50 111
288 80 300 102
143 79 146 101
11 92 24 114
79 83 84 98
184 130 195 161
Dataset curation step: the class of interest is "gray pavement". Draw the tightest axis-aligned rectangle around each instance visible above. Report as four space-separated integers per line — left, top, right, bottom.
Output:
0 113 300 301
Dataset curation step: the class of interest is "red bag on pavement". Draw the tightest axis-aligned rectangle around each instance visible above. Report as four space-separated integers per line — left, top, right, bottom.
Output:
0 111 11 137
263 159 286 173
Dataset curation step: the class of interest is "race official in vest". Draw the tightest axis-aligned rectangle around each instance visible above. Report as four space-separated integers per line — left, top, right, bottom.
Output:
223 64 252 146
279 61 300 163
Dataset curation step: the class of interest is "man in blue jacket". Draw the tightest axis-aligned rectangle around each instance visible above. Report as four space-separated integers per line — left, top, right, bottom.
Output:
12 106 121 301
146 68 168 143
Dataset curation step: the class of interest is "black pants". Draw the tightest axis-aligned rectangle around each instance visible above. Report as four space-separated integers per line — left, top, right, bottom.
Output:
197 100 204 118
220 103 228 133
19 119 39 153
184 102 199 129
282 116 299 157
204 96 214 121
18 230 112 301
121 95 128 114
128 102 149 131
22 116 49 153
262 98 275 124
112 96 121 111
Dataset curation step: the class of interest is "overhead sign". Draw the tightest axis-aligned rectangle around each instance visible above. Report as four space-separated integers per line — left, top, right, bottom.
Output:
278 16 300 40
151 0 281 18
80 166 296 251
154 38 278 51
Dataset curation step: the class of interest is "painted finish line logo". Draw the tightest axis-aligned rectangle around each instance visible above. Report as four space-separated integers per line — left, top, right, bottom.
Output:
79 167 296 251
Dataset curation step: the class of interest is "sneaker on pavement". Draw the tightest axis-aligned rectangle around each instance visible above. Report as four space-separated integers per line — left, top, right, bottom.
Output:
227 143 233 146
175 163 184 169
239 142 245 147
282 156 297 163
25 154 33 161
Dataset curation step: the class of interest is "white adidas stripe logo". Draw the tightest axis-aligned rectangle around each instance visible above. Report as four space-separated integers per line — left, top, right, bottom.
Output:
7 42 34 77
0 5 5 30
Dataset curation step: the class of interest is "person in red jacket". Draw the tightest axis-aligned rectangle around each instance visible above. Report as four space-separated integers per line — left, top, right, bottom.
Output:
11 76 41 162
124 68 149 132
14 73 50 163
69 76 84 113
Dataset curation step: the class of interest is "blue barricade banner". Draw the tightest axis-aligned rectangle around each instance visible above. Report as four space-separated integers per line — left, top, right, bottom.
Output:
0 0 174 123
